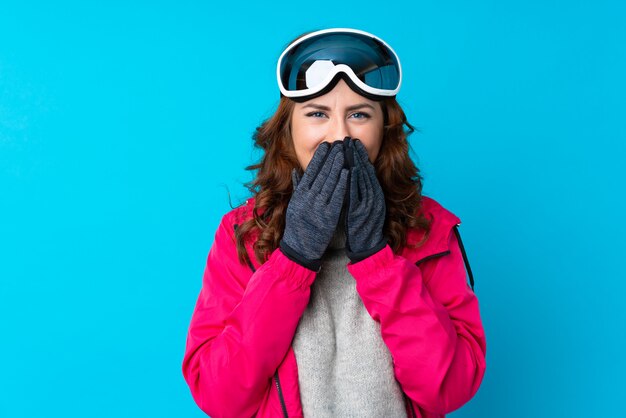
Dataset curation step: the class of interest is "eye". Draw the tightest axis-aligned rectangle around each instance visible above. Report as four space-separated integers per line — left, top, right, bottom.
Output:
305 111 372 119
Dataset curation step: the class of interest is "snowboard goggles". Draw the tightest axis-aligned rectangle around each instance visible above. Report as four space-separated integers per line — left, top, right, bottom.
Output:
276 28 402 102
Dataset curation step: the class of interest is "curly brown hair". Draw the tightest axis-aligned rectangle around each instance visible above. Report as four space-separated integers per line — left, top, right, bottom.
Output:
229 30 433 267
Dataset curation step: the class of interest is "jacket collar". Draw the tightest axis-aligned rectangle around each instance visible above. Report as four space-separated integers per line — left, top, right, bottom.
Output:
232 195 461 270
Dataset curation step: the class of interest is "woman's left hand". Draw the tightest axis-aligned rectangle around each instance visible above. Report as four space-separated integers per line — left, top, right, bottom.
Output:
344 138 388 263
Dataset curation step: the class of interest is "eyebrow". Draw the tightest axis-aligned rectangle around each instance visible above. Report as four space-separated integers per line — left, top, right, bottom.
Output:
301 102 376 112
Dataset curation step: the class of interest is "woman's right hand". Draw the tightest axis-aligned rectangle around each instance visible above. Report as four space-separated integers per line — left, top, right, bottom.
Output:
279 140 349 272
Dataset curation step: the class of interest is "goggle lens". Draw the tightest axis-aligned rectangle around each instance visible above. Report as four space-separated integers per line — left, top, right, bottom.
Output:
279 31 401 97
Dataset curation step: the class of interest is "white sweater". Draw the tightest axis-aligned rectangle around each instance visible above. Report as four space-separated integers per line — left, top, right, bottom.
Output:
291 210 407 417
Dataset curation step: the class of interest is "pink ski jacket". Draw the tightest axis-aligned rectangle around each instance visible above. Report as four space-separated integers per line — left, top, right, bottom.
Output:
182 195 487 418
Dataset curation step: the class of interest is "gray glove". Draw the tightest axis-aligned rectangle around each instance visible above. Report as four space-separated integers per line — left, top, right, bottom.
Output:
344 138 388 263
279 140 349 272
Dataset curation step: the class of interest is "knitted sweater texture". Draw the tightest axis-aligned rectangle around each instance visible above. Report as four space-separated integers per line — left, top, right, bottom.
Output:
291 210 407 417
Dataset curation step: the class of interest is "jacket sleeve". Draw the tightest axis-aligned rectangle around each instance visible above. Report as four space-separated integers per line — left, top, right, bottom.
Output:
346 227 487 415
181 213 317 418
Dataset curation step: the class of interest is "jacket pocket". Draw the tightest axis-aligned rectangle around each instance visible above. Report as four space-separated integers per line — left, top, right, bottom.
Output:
414 224 474 292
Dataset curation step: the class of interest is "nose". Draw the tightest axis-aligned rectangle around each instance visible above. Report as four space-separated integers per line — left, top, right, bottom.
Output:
327 115 350 142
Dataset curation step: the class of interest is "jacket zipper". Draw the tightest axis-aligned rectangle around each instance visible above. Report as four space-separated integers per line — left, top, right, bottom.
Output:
452 223 475 291
414 250 451 265
404 392 417 418
414 224 475 292
274 371 289 418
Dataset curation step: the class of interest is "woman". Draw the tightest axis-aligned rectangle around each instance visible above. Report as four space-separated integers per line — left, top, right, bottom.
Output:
182 28 487 418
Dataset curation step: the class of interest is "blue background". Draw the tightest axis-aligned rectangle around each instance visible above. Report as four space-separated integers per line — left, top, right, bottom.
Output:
1 1 624 417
